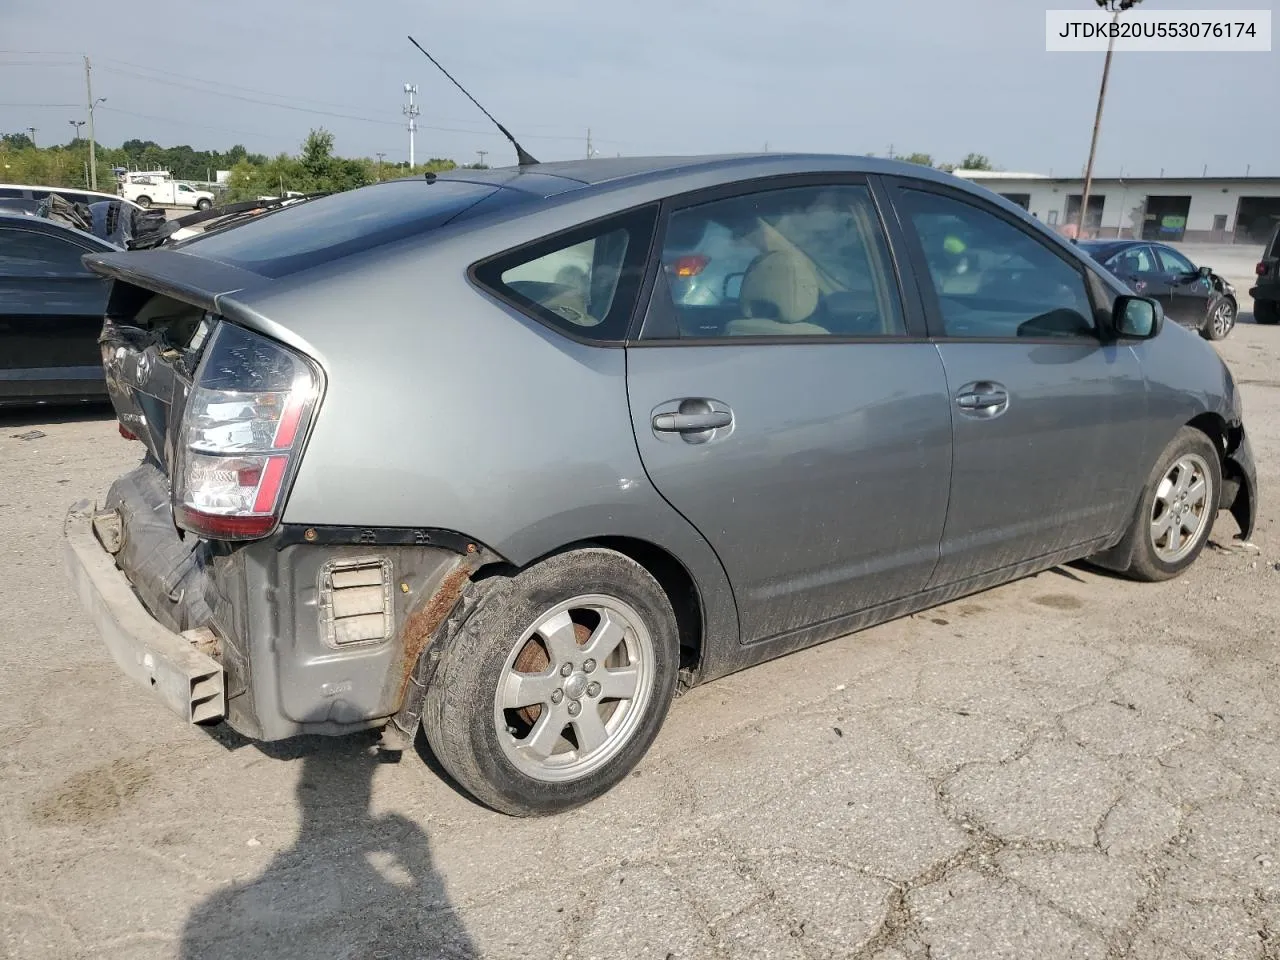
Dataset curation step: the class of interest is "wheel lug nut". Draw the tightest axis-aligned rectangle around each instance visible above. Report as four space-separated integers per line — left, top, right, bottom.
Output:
567 700 581 717
583 659 597 674
551 689 563 704
587 681 601 698
560 663 573 677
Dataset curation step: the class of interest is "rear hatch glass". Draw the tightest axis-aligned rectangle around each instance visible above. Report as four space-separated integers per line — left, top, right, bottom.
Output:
177 178 518 278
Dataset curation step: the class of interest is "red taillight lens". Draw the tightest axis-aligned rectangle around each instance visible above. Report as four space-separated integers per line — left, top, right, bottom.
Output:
1259 262 1268 276
118 423 137 441
174 323 320 541
668 255 710 278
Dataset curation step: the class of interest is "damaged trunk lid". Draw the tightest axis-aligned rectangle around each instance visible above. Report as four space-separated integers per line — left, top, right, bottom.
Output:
88 250 267 471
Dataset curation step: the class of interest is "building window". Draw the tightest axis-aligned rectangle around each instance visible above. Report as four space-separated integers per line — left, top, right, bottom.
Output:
1212 214 1228 233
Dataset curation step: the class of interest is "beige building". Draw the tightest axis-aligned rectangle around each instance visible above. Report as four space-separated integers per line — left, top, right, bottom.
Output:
952 170 1280 245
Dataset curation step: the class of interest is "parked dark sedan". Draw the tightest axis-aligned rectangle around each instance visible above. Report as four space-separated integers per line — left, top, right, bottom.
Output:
1077 239 1238 340
0 212 116 405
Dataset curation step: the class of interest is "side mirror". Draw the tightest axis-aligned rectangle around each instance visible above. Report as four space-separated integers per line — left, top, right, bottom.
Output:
1197 265 1213 279
1113 295 1163 339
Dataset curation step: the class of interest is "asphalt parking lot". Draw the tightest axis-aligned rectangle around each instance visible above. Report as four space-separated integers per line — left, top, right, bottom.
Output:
2 251 1277 960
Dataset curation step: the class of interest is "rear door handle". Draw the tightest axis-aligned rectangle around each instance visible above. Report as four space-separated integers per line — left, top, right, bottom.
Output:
653 411 733 432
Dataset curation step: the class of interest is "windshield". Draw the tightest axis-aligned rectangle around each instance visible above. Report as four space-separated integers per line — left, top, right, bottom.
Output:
183 179 526 278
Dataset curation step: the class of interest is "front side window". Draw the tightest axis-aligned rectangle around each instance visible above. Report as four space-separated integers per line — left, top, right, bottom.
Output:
474 205 658 343
657 183 905 338
1154 246 1196 275
178 184 193 193
901 189 1095 340
0 228 91 278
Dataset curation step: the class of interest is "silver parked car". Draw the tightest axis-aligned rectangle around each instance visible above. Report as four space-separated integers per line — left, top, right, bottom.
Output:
64 154 1257 816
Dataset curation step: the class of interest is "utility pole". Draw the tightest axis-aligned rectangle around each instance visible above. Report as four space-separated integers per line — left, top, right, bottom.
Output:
84 56 100 190
68 119 84 142
476 149 487 168
25 126 37 147
586 128 595 159
403 84 420 168
375 152 386 180
1079 0 1142 239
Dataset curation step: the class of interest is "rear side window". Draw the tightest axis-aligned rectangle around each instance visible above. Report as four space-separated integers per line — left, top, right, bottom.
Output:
472 205 658 343
0 227 92 277
184 179 528 278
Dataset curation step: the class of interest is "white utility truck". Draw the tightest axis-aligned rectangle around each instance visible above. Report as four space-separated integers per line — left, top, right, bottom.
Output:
120 172 215 210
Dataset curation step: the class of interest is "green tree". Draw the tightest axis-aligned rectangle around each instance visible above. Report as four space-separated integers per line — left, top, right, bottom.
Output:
902 152 934 167
958 153 993 171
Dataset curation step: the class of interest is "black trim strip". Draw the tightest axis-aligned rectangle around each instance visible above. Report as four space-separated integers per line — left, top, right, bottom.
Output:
274 524 483 555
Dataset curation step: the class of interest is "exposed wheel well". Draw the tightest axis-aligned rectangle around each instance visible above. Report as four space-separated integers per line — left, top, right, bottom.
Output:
477 537 705 677
1187 412 1226 455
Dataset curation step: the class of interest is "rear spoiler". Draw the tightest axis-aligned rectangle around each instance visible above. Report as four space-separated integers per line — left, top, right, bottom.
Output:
83 249 266 313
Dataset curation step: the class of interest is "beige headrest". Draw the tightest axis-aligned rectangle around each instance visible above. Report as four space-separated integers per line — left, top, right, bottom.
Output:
739 250 820 324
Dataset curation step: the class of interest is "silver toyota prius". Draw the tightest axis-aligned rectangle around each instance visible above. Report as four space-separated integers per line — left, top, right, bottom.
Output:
64 154 1257 816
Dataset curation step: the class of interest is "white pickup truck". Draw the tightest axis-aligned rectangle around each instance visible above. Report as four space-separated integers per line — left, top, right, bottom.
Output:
120 175 216 210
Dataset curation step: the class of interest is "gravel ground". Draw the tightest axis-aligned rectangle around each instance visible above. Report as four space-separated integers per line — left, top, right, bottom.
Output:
2 314 1279 960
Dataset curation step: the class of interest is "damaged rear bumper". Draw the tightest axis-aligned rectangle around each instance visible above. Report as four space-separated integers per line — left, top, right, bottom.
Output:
63 463 492 743
63 500 225 724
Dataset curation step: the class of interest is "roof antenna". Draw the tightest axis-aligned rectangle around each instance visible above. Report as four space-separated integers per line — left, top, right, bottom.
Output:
407 35 539 167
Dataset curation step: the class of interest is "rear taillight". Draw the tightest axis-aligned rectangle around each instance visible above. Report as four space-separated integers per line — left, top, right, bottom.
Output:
667 255 710 278
1259 262 1268 276
174 323 320 541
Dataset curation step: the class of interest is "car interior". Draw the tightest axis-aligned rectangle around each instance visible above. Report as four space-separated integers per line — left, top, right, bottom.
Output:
657 186 904 339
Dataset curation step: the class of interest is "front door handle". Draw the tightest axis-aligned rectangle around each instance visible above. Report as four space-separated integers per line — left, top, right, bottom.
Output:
954 381 1009 418
956 391 1008 410
653 410 733 432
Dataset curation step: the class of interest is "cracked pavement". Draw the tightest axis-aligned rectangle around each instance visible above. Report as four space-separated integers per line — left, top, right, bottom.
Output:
2 303 1279 960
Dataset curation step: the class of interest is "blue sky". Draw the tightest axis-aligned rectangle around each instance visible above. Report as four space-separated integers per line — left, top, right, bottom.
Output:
2 0 1275 175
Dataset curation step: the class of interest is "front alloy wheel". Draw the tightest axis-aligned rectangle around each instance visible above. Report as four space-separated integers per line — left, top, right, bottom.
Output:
1203 299 1236 340
1105 426 1221 582
1149 454 1213 564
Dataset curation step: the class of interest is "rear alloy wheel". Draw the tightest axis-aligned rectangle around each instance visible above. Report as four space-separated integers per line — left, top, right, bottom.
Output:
196 198 212 211
1255 300 1280 325
135 195 152 208
1112 427 1221 582
1202 299 1236 340
422 548 680 816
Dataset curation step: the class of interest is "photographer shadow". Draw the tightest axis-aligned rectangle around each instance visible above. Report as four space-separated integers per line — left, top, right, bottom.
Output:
179 735 475 960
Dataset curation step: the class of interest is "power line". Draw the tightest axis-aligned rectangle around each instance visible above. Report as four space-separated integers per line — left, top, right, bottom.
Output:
3 52 626 147
96 105 280 141
0 102 80 107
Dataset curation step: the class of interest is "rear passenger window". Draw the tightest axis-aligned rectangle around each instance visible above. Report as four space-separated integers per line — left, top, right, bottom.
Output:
658 184 905 339
0 228 91 277
473 205 658 343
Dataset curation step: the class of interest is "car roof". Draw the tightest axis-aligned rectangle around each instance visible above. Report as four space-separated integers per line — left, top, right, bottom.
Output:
422 152 971 200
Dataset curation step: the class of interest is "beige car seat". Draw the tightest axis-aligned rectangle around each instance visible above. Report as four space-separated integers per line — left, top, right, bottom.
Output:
724 249 829 336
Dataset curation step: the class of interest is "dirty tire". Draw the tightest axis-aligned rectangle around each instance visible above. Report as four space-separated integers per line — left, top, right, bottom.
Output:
196 198 212 211
1255 300 1280 325
422 548 680 817
135 195 152 208
1115 426 1221 582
